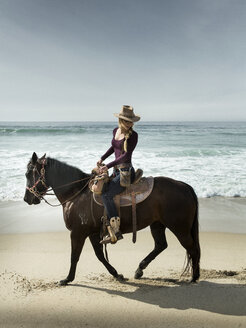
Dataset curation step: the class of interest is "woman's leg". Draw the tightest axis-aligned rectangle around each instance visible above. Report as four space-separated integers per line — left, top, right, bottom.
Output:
101 172 125 218
102 167 135 217
101 172 125 244
101 168 136 243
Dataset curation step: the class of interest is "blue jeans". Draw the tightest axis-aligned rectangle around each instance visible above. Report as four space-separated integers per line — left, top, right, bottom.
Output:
102 167 135 218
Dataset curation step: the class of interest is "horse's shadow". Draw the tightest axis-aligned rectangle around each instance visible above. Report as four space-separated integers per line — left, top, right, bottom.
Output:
69 277 246 316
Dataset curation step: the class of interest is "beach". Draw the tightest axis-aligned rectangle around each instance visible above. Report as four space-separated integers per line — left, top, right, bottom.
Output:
1 0 246 324
1 121 246 327
1 196 246 234
1 198 246 328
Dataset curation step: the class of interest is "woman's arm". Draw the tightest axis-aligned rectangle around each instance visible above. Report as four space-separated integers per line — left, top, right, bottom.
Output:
101 146 114 161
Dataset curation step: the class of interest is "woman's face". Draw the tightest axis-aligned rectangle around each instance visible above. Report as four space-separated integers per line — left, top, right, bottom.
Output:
121 119 133 130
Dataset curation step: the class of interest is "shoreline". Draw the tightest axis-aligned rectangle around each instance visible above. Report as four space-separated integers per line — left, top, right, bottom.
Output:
0 196 246 234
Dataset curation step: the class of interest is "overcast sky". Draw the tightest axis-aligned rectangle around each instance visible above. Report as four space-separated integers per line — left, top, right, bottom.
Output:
0 0 245 121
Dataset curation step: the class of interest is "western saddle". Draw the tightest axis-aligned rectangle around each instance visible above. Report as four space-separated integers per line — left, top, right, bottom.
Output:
93 169 154 243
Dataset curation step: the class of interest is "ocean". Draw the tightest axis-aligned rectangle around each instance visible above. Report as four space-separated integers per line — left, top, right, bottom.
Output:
0 121 246 202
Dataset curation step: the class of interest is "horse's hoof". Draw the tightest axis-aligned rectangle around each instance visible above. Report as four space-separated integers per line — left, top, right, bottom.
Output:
189 278 198 284
59 279 70 286
116 274 126 281
134 268 143 279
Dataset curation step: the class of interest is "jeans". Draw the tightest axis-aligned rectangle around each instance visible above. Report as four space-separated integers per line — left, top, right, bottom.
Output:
102 167 135 219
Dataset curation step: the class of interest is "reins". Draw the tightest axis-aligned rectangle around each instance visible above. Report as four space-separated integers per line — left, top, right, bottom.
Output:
27 158 94 207
41 177 92 207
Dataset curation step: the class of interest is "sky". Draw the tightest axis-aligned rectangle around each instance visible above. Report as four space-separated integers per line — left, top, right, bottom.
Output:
0 0 245 121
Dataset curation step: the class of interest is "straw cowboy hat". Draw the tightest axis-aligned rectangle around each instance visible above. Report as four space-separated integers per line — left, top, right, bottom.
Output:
114 105 140 122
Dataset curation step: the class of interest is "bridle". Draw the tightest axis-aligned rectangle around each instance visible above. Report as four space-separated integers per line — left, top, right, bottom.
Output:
26 159 49 200
26 158 93 206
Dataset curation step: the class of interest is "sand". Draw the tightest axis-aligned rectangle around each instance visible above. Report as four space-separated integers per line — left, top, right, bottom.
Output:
0 228 245 328
1 196 246 234
0 197 246 327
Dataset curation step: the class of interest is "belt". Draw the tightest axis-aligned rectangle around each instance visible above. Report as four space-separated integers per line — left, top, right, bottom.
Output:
114 163 132 170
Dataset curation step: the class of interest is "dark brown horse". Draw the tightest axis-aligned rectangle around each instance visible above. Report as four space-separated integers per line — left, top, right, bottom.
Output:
24 152 200 285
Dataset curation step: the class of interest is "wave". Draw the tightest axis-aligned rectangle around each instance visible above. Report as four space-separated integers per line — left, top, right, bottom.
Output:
1 181 245 202
0 127 88 135
1 150 246 201
0 123 118 136
1 122 246 140
1 121 245 201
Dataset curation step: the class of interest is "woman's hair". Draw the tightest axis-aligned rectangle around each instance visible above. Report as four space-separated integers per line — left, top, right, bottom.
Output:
118 118 133 152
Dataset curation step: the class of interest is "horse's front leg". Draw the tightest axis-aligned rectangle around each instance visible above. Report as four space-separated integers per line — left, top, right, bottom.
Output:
60 231 86 285
89 233 125 280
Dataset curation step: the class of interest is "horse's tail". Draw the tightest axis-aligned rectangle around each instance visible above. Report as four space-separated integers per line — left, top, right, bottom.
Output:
182 185 200 277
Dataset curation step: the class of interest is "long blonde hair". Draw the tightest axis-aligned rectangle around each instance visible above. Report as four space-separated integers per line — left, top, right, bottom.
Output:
119 119 133 152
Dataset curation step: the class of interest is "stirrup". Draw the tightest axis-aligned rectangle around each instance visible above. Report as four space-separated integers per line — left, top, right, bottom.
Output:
100 235 115 245
100 234 118 245
100 224 117 244
99 231 123 245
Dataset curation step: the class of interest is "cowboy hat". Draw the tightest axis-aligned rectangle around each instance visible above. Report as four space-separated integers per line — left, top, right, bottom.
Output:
114 105 140 122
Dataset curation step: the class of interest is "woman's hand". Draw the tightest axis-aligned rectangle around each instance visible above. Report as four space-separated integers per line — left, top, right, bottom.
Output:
99 165 108 174
97 159 103 167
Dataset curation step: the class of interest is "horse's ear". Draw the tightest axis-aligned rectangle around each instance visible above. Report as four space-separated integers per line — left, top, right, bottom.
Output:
40 153 46 160
32 152 38 164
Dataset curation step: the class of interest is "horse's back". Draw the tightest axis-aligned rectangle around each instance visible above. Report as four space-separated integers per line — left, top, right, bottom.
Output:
149 176 197 230
153 176 196 201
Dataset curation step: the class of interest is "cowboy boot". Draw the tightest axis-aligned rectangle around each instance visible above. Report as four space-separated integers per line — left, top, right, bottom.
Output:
100 222 117 245
110 216 123 241
100 216 123 244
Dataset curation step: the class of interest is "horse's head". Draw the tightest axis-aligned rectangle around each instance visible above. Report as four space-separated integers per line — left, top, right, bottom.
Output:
24 152 49 205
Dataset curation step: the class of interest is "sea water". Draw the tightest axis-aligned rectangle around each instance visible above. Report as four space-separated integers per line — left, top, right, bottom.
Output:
0 121 246 201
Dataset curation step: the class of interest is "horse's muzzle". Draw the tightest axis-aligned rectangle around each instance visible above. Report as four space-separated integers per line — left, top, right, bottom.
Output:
24 194 40 205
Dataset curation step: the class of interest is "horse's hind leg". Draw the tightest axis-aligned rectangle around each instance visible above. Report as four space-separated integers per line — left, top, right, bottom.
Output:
177 233 200 283
135 221 167 279
89 233 124 280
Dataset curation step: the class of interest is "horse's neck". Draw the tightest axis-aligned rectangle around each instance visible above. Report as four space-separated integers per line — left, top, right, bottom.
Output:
46 160 90 203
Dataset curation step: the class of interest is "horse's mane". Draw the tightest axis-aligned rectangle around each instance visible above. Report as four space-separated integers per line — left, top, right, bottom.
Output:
47 157 90 186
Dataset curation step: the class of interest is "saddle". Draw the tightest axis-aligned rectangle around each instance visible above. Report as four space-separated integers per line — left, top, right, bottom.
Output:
93 176 154 207
93 176 154 243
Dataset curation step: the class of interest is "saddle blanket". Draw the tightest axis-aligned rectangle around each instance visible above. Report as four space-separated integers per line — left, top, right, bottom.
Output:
93 176 154 207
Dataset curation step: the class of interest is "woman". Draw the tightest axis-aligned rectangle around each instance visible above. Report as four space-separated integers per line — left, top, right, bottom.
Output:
97 105 140 244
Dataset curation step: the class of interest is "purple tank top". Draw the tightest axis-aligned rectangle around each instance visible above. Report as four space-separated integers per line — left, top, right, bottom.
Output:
101 128 138 169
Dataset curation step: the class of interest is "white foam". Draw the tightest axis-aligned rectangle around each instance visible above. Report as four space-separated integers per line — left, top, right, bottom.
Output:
1 122 246 201
1 147 246 201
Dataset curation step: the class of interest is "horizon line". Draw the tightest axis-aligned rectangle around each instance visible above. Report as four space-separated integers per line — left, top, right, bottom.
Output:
0 120 246 123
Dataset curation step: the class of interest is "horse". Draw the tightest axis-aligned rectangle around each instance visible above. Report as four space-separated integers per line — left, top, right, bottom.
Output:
24 152 200 285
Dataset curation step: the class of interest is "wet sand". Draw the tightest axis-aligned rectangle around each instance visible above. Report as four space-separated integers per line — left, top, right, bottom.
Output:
1 196 246 234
